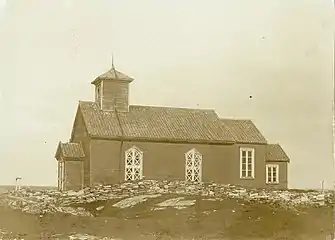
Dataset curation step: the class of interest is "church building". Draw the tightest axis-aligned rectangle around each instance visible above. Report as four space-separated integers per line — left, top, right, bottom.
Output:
55 64 290 191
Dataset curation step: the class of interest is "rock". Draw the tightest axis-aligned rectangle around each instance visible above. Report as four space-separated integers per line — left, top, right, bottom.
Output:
113 194 161 209
315 194 325 201
96 206 104 211
2 179 333 217
69 233 120 240
157 197 196 209
157 197 184 207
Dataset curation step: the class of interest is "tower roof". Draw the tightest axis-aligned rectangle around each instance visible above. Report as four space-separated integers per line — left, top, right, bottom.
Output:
91 67 134 85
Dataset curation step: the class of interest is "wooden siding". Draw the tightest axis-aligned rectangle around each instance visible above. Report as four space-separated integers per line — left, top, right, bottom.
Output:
101 81 130 112
265 162 288 189
64 160 83 190
88 139 288 189
69 108 91 188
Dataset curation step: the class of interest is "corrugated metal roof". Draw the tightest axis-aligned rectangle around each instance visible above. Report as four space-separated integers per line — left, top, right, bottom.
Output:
220 119 267 144
266 144 290 162
58 142 85 159
79 101 235 143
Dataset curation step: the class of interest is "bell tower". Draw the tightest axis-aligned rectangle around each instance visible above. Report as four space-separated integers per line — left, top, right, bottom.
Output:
91 59 134 112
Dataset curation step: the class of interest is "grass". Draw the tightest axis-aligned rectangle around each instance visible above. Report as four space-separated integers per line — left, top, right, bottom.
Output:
63 194 335 239
0 191 333 239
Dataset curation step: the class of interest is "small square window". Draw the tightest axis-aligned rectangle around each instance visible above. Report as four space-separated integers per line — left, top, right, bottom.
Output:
266 164 279 184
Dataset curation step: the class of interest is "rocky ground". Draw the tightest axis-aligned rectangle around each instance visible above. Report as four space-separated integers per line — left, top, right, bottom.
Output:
0 180 334 239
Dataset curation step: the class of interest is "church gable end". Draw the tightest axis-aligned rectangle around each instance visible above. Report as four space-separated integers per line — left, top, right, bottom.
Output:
70 104 88 143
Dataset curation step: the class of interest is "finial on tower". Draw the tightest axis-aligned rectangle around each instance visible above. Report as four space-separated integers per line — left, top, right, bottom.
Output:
111 53 115 70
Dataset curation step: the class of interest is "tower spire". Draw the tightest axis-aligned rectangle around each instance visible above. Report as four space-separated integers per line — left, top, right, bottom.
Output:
111 53 115 70
110 52 118 77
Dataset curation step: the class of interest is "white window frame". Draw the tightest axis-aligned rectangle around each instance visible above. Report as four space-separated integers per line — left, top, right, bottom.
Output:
124 146 143 181
239 147 255 179
185 148 202 182
266 164 279 184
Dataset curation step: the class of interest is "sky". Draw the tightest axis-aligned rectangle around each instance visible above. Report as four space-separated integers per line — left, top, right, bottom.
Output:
0 0 333 189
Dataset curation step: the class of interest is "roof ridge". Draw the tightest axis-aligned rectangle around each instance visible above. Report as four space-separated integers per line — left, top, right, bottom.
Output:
80 101 216 113
129 104 216 112
220 118 253 122
79 100 94 104
63 142 81 145
268 143 280 146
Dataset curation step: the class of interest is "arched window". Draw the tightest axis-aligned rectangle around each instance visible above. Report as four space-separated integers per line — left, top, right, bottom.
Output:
125 146 143 181
185 148 202 182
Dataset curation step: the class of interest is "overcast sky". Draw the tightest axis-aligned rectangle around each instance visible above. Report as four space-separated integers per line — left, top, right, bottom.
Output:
0 0 333 189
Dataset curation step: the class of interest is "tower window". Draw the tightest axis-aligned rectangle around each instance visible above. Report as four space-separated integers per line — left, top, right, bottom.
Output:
96 84 101 102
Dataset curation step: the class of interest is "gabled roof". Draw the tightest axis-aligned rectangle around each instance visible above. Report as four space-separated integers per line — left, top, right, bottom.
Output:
78 101 235 144
220 119 267 144
55 142 85 161
266 144 290 162
91 67 133 84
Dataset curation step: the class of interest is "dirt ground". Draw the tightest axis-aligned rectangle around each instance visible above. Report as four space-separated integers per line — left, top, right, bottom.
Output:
0 195 333 240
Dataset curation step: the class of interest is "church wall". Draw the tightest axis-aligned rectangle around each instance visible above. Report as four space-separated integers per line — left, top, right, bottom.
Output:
68 107 91 188
88 139 286 189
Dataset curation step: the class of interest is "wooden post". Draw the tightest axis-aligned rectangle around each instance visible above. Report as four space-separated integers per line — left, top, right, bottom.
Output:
15 177 21 191
57 161 60 190
321 180 324 193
